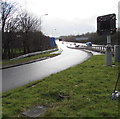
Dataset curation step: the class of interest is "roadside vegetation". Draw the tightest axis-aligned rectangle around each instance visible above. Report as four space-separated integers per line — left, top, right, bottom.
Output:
2 55 119 118
2 50 59 67
1 1 56 60
61 30 119 45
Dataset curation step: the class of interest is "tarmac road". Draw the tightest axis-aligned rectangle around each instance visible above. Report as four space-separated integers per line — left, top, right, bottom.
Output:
2 40 91 92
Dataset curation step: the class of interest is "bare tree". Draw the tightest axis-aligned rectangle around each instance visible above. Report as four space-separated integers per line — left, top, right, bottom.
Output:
19 13 39 32
1 1 51 59
0 0 17 33
0 0 18 59
18 13 40 53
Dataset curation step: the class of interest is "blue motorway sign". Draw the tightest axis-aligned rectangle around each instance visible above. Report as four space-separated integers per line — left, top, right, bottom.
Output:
50 37 56 47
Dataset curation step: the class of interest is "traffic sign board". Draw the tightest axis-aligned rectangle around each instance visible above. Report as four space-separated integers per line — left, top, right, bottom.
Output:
97 14 116 35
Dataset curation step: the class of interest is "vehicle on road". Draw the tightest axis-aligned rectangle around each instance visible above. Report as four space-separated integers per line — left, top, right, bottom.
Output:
86 42 92 47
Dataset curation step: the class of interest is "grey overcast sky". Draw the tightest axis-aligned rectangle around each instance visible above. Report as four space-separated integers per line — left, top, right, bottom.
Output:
11 0 119 37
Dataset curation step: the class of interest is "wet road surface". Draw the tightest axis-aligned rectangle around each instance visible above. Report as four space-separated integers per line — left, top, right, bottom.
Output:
2 40 91 92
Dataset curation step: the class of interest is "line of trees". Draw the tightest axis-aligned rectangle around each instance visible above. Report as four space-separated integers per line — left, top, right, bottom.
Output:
0 0 52 59
61 31 120 45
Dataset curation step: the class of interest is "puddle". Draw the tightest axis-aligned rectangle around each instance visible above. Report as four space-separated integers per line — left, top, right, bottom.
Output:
22 105 47 117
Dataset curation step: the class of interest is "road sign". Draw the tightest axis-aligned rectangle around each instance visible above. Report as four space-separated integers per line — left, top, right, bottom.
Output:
97 14 117 66
50 37 56 47
97 14 116 35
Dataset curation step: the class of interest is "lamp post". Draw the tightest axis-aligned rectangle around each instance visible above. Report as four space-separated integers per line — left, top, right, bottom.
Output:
39 14 48 50
40 14 48 32
52 28 56 37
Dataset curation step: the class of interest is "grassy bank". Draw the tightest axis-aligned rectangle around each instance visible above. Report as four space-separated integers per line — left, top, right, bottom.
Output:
2 55 120 118
2 50 59 67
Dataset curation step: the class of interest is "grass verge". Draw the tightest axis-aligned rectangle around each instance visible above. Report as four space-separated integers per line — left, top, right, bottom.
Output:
2 55 120 118
2 50 59 67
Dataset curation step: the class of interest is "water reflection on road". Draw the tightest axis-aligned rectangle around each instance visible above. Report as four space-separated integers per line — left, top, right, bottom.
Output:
2 40 91 92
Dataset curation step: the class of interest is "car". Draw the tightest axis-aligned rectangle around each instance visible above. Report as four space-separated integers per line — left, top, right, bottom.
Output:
75 45 79 47
86 42 92 47
59 39 62 41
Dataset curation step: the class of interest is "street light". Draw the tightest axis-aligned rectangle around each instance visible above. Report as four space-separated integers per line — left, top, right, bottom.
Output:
39 14 48 50
51 28 56 37
40 14 48 32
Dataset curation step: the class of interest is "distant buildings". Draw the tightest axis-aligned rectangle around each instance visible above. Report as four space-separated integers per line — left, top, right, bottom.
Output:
75 37 89 41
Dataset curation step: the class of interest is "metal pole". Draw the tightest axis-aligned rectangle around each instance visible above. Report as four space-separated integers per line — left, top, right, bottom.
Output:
105 35 112 66
40 14 48 32
114 45 120 62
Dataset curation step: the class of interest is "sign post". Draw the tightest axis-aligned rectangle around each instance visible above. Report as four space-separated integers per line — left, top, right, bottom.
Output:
114 45 120 62
97 14 116 66
106 35 112 66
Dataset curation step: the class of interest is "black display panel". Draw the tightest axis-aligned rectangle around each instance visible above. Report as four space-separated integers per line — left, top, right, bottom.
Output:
97 14 116 35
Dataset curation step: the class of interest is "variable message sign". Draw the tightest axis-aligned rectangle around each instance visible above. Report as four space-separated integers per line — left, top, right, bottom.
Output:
97 14 116 35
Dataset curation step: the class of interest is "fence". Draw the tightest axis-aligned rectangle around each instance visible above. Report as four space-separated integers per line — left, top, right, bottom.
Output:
67 44 114 55
78 45 114 55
